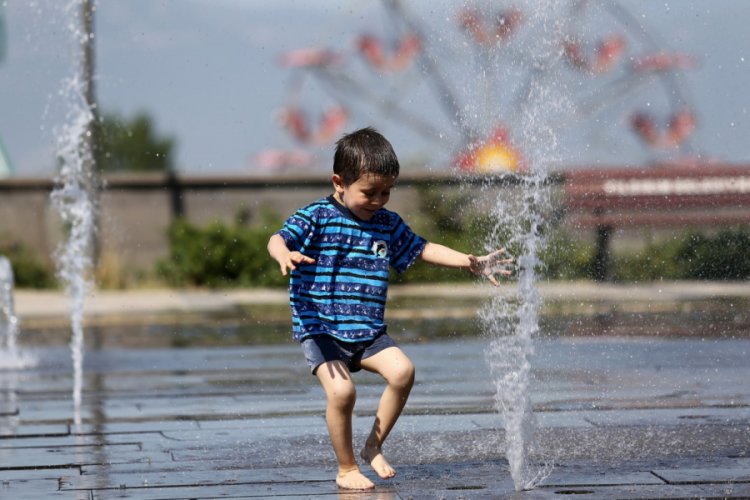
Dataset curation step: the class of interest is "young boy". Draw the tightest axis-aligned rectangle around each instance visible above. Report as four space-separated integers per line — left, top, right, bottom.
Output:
267 127 512 490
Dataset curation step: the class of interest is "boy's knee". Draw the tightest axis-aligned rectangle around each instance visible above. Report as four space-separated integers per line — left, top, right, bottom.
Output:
327 382 357 409
390 360 415 389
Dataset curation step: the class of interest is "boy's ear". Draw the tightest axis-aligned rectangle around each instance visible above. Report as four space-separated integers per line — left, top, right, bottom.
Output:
331 174 345 194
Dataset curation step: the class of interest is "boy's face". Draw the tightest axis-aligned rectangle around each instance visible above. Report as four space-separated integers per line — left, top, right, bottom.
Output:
332 173 396 221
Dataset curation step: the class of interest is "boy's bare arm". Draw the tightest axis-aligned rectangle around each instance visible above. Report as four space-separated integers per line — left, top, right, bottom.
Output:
267 234 316 276
419 242 472 269
420 242 513 286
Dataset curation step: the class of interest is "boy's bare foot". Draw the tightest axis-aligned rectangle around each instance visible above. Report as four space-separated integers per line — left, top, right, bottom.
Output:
361 446 396 479
336 468 375 490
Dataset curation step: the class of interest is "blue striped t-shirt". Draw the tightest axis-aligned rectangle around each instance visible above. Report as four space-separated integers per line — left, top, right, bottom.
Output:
276 195 427 342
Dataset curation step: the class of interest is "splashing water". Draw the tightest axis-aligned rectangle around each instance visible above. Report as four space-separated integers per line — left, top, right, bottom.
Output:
476 1 572 491
49 0 97 425
0 257 20 356
0 256 36 370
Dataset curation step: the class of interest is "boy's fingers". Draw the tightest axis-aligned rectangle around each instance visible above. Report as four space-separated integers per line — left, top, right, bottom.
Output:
292 252 316 264
489 248 508 259
281 254 315 276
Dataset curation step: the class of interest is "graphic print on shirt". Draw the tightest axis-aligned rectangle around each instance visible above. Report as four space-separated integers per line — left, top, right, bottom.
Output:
372 239 388 258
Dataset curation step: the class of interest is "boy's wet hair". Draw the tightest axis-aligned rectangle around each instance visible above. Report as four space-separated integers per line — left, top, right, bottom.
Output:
333 127 400 186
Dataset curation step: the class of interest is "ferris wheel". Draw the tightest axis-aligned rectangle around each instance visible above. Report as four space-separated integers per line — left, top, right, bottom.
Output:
260 0 697 174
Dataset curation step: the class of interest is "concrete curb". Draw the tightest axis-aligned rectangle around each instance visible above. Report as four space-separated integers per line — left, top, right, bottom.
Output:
15 281 750 320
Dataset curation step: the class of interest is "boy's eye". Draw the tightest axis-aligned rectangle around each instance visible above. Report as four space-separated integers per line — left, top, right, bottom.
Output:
364 190 390 197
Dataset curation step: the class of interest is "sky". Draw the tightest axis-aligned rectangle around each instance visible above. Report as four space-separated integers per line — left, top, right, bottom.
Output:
0 0 749 178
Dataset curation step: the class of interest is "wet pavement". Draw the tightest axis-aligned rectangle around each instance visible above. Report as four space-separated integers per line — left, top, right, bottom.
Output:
1 284 750 498
0 336 748 498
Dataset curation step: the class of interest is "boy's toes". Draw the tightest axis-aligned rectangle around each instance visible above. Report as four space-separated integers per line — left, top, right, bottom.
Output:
336 469 374 490
361 447 396 479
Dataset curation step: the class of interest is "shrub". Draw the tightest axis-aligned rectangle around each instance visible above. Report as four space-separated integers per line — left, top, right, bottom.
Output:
538 231 594 280
606 226 750 282
677 227 750 280
156 193 750 287
156 213 287 288
391 185 491 284
0 241 56 289
611 235 686 282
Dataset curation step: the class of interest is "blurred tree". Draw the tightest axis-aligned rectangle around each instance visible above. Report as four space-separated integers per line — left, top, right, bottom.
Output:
94 112 176 173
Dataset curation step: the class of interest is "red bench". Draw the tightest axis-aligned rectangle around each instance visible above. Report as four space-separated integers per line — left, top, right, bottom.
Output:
563 163 750 280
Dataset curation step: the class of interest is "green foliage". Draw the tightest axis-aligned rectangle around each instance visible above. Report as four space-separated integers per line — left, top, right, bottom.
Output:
606 226 750 282
611 235 685 282
0 241 55 289
676 227 750 280
538 231 594 280
392 185 491 284
155 188 750 288
157 211 287 288
94 111 175 173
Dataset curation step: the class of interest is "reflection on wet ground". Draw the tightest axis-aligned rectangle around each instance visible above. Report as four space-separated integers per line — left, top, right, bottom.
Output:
17 296 750 349
2 294 750 497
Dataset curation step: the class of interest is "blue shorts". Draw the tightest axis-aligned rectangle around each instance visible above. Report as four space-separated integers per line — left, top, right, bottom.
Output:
301 333 397 375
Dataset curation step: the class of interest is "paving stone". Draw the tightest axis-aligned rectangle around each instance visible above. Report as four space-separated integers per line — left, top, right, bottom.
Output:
97 395 323 421
0 467 80 481
542 470 664 487
0 478 89 500
194 415 321 431
0 402 18 417
160 425 328 443
87 481 389 500
584 406 750 427
538 483 714 499
0 433 143 449
0 443 151 470
66 466 334 491
2 337 750 497
15 399 94 423
699 482 750 498
534 411 594 428
74 420 200 436
0 423 70 437
653 464 750 484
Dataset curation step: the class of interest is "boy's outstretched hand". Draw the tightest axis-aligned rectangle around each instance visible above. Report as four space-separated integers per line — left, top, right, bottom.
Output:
277 251 316 276
468 248 515 286
268 234 316 276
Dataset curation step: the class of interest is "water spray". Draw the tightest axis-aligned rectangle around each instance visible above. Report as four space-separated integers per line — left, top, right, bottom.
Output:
50 0 98 426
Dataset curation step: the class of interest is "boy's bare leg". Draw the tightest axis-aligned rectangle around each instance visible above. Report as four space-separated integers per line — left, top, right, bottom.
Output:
316 360 374 490
360 346 415 479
